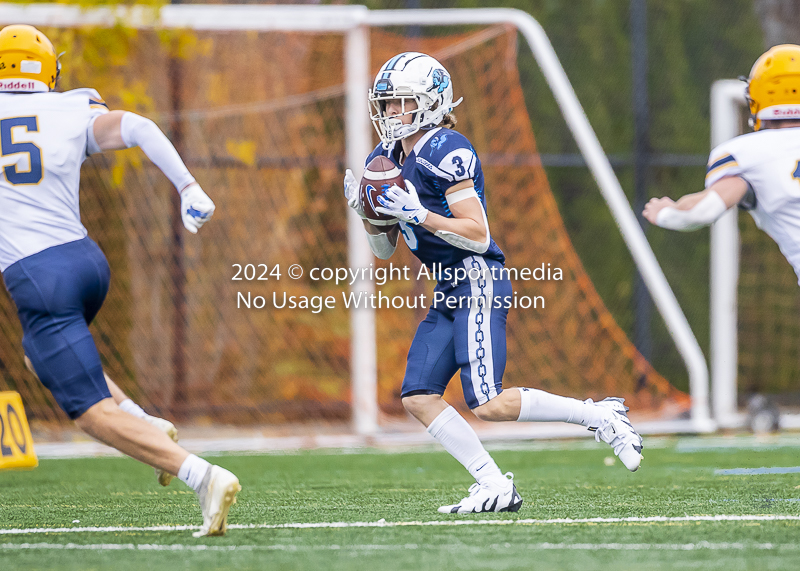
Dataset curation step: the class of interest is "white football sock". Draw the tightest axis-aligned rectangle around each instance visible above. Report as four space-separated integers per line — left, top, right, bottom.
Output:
516 387 604 428
118 399 149 420
178 454 212 493
427 406 504 486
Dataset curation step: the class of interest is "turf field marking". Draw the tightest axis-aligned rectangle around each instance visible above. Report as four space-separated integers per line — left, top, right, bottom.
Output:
2 542 800 552
676 436 800 452
715 466 800 476
249 514 800 529
3 514 800 536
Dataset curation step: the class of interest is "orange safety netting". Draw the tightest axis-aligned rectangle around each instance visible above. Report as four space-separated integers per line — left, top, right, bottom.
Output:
0 26 687 429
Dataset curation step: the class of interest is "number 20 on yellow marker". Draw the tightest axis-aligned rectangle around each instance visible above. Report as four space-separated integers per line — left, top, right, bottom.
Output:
0 391 38 470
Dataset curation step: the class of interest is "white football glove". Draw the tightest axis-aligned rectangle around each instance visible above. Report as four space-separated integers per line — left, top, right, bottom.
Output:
344 168 367 220
375 179 429 225
180 183 215 234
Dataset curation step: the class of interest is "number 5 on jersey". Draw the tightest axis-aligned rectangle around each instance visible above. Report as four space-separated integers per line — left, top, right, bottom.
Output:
0 391 38 470
1 116 43 185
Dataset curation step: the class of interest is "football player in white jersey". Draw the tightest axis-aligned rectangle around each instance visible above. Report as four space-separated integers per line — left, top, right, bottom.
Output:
644 45 800 284
0 25 239 537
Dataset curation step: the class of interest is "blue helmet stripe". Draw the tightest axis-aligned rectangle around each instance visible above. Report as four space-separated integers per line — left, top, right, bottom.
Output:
384 53 407 71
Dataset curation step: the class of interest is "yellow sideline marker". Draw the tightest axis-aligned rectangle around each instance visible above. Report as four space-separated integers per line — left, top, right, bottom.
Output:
0 391 38 470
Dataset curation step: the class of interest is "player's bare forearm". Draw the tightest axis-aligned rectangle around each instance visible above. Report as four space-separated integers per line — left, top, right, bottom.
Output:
674 189 711 210
421 211 487 242
643 177 748 227
420 180 489 242
642 192 707 226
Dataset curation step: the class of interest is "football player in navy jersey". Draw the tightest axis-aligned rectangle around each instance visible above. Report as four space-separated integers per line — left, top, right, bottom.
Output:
344 53 644 513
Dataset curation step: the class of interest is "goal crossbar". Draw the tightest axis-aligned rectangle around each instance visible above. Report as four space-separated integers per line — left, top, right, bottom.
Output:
0 3 713 433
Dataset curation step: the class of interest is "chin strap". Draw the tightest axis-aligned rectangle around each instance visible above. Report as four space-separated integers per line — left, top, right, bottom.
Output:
391 121 418 140
382 118 419 149
382 97 464 148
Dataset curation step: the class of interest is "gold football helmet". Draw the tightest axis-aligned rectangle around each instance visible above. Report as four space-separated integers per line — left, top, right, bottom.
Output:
747 44 800 130
0 24 59 92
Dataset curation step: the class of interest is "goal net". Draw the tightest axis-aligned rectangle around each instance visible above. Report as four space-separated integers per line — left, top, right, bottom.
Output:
0 10 689 432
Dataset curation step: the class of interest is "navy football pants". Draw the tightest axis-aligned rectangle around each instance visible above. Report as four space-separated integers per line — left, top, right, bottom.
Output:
401 255 510 409
2 237 112 419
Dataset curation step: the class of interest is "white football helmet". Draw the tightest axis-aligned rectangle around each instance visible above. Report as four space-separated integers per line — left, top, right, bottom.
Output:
369 52 462 149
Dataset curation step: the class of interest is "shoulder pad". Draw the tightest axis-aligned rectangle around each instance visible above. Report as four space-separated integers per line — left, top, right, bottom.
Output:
65 88 108 110
706 151 738 178
706 130 766 173
423 130 477 182
705 137 742 186
435 148 477 182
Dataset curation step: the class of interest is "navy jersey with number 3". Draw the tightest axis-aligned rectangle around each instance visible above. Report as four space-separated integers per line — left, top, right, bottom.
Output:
365 127 505 270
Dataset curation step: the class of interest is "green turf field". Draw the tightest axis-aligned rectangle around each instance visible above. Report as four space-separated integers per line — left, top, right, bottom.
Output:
2 438 800 570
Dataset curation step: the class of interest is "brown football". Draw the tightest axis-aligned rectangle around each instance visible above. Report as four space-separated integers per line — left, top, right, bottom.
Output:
359 155 405 226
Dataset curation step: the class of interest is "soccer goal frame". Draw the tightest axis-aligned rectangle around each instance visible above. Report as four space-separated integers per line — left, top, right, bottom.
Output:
0 3 713 434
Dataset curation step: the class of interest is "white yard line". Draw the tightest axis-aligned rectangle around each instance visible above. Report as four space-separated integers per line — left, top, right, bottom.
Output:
30 427 589 459
33 429 692 459
676 435 800 452
33 432 800 460
1 541 799 552
3 514 800 536
715 467 800 475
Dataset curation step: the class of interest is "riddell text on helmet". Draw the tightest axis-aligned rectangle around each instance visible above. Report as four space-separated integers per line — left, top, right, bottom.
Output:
0 80 37 91
764 107 800 118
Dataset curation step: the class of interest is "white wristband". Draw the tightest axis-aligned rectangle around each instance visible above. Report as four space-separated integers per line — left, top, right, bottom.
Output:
655 191 728 231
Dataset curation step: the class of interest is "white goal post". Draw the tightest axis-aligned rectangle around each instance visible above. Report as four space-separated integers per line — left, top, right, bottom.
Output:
0 3 714 434
709 80 746 429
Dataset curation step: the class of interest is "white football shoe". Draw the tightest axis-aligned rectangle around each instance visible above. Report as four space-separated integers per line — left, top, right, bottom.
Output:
590 397 644 472
143 416 179 486
438 472 523 514
192 465 241 537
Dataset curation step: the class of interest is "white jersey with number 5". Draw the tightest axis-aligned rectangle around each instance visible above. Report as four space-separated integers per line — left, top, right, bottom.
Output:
706 127 800 283
0 89 108 271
